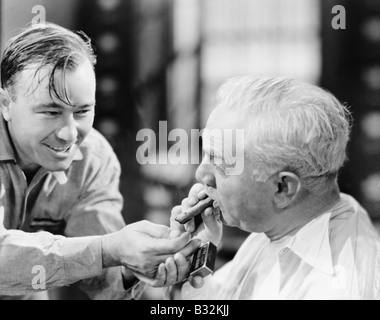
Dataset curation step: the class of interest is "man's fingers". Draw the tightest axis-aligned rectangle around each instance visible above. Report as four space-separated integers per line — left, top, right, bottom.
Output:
197 189 208 200
170 205 186 235
156 263 167 285
201 211 222 235
197 211 223 245
184 218 195 233
134 263 167 287
165 257 177 284
136 220 172 239
189 183 205 197
171 184 208 231
169 229 182 238
204 207 213 216
189 275 205 289
174 252 190 282
182 196 198 209
178 238 202 258
154 231 192 254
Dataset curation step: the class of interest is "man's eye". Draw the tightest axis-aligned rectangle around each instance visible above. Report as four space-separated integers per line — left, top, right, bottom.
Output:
43 111 59 116
75 110 91 115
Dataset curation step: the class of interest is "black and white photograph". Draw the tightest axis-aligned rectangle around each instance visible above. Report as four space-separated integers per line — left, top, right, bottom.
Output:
0 0 380 305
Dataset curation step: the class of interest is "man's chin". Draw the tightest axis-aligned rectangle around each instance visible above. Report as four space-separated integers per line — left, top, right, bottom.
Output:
221 215 242 230
42 160 73 173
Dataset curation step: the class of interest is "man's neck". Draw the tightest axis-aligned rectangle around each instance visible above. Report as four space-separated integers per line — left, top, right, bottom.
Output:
266 184 341 242
20 164 41 185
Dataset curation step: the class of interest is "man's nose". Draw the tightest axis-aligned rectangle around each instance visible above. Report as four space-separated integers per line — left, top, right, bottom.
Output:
195 158 216 188
56 115 78 143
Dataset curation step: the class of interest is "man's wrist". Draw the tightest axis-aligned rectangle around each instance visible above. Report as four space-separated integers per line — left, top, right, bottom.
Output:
101 233 120 268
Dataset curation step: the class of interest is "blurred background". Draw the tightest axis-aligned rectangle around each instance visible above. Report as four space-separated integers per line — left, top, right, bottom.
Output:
1 0 380 299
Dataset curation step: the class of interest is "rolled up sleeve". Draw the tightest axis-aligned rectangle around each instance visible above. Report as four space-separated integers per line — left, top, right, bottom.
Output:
0 229 103 295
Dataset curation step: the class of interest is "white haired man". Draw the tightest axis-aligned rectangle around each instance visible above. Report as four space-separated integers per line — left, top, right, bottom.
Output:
169 76 380 300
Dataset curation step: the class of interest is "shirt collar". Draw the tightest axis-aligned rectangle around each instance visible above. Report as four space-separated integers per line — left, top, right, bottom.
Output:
285 211 334 275
51 149 83 185
0 116 17 162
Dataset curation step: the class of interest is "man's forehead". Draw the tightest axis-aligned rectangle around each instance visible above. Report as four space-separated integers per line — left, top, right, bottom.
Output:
14 66 51 96
203 108 246 160
13 63 95 106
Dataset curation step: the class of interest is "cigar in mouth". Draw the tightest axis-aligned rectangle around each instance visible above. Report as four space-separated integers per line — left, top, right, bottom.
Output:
175 197 214 224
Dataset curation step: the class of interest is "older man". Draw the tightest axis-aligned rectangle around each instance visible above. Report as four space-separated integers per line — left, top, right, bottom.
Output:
170 76 380 300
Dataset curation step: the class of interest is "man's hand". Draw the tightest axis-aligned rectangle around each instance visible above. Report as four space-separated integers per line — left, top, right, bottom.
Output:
131 250 198 287
170 183 223 247
101 220 200 279
169 183 223 290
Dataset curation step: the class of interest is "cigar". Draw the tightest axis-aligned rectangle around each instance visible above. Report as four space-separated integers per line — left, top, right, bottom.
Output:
175 197 214 224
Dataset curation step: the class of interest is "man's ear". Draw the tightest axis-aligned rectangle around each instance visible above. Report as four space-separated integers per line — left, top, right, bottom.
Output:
273 172 302 209
0 88 12 121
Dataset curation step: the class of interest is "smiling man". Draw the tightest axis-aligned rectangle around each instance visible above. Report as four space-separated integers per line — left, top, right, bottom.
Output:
2 53 96 181
170 76 380 300
0 23 198 300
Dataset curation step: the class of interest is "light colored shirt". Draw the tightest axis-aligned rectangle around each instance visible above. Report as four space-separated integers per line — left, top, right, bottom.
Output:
181 193 380 300
0 116 143 299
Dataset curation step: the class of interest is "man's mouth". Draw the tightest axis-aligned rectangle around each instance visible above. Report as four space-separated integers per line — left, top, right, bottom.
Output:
45 144 74 153
203 187 223 217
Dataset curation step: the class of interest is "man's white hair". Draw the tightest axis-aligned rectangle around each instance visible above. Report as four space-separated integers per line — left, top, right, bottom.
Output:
214 76 352 194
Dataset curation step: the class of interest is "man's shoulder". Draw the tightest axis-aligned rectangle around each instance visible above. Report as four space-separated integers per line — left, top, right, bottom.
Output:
331 193 374 227
330 193 380 250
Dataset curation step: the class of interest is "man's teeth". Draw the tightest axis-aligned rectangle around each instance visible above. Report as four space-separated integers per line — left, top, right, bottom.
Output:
49 145 71 152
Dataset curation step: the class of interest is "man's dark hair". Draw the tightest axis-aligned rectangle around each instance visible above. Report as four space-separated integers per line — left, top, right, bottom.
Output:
0 22 96 104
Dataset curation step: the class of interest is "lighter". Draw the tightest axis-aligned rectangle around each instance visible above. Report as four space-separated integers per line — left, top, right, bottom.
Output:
189 241 217 278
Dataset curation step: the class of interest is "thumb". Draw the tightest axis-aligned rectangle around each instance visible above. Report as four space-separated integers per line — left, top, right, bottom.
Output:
194 210 223 246
189 275 205 289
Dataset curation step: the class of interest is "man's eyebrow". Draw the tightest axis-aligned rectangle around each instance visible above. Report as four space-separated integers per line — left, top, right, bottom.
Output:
32 102 95 110
75 103 96 108
32 103 62 110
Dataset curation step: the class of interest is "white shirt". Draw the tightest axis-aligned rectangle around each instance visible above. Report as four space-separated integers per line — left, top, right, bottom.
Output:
181 193 380 300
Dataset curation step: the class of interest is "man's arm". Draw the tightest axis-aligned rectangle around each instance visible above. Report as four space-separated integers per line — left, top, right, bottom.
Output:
0 227 103 295
0 182 103 295
0 175 196 298
0 213 195 297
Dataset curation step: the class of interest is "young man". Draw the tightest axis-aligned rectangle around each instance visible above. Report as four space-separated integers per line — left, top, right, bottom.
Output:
170 76 380 300
0 23 198 299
